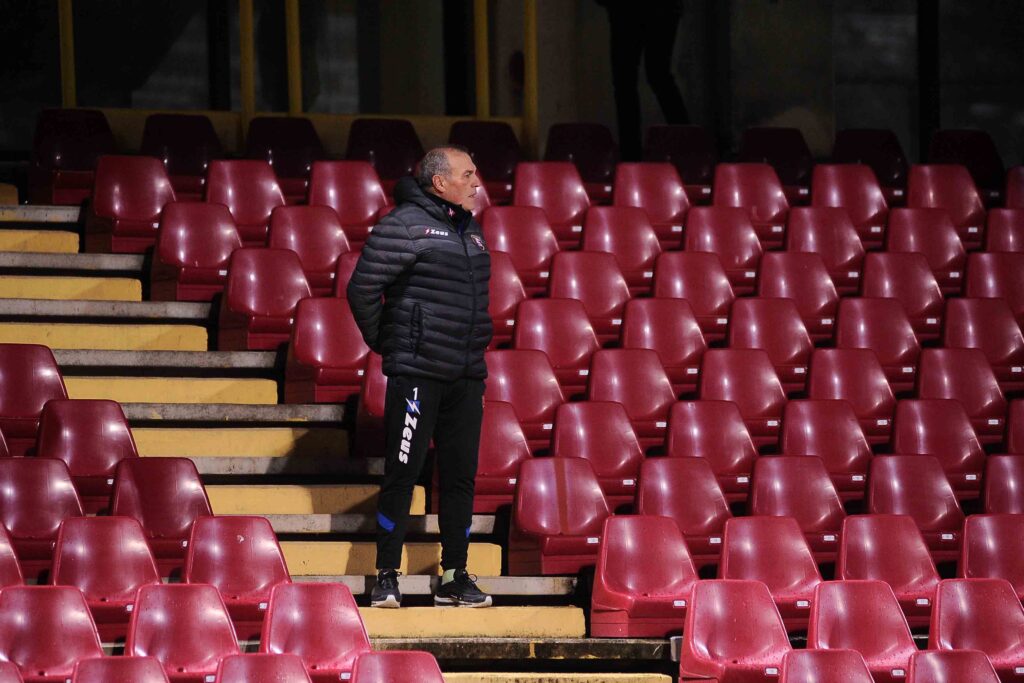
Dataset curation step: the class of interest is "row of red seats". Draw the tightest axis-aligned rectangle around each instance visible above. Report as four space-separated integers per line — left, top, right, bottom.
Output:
743 648 1001 683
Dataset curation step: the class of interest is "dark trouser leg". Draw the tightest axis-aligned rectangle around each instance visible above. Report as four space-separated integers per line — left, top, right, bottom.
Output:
643 8 689 125
434 378 485 570
607 7 645 161
376 375 440 570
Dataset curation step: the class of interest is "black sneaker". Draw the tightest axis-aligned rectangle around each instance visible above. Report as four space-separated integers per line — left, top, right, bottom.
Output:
434 569 493 607
371 569 402 608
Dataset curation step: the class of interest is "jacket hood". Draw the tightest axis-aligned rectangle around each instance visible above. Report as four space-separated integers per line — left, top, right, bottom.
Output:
393 177 439 213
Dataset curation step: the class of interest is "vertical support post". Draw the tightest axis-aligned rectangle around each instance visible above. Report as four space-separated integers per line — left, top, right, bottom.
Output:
474 0 490 118
58 0 76 107
239 0 256 126
523 0 539 156
285 0 303 114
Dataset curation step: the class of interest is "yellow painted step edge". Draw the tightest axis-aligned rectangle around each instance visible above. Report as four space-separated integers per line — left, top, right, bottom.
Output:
443 674 672 683
361 606 586 639
65 377 278 405
0 276 141 301
0 323 207 351
281 541 501 577
0 230 78 253
208 485 424 515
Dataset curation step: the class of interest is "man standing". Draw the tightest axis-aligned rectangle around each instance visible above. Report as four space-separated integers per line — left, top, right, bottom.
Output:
348 146 493 608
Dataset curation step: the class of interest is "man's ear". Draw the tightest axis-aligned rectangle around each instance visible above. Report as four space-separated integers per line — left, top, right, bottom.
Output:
432 174 446 194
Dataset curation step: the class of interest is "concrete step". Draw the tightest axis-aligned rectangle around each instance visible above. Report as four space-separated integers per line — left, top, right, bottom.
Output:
360 607 585 639
0 252 143 276
296 575 576 598
280 541 502 576
0 230 78 253
66 377 278 404
262 513 491 535
0 205 80 224
0 275 140 301
375 638 671 664
0 322 207 350
190 454 371 476
55 349 277 376
207 484 426 515
123 403 345 426
0 298 209 323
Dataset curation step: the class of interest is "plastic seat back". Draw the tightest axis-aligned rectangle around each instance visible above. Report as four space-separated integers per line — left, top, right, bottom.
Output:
652 252 735 341
917 349 1006 439
581 206 662 287
837 514 940 607
0 527 22 589
985 208 1024 251
666 400 757 493
29 108 114 204
985 455 1024 513
345 118 424 183
612 162 690 239
73 656 170 683
308 161 389 246
832 129 908 193
750 457 846 544
928 578 1024 672
739 127 813 191
786 206 866 292
52 516 160 603
698 349 787 441
544 123 618 188
512 162 591 246
215 654 311 683
781 399 873 496
835 298 920 391
513 458 610 537
487 251 527 345
867 456 965 542
245 116 325 181
907 164 986 245
483 349 564 447
449 120 520 189
907 650 1000 683
728 298 813 389
153 201 242 276
642 125 717 193
892 399 985 493
111 457 213 543
811 163 889 245
552 402 643 493
0 457 82 543
286 297 371 402
141 113 223 181
185 516 290 599
268 206 350 292
483 206 559 294
206 160 286 244
547 252 631 341
0 344 67 455
92 155 176 222
781 649 874 683
224 247 312 318
808 348 895 440
961 514 1024 599
350 651 444 683
928 129 1005 200
719 516 822 605
965 252 1024 325
757 252 839 340
1009 166 1024 208
713 163 790 245
620 298 706 394
887 207 966 292
862 252 944 339
685 206 763 293
473 401 531 511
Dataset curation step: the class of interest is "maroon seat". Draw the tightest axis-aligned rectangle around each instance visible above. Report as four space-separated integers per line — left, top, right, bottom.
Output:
449 120 520 204
985 208 1024 251
0 344 67 457
832 129 908 205
720 516 823 631
808 580 917 683
908 164 986 249
984 455 1024 514
581 206 662 294
0 586 103 683
908 650 1001 683
268 206 350 295
0 527 22 590
547 252 631 345
729 298 813 394
739 127 814 204
351 353 385 459
835 298 920 394
544 123 618 204
111 457 213 578
29 108 115 205
893 399 985 499
308 161 390 249
757 252 839 342
929 129 1005 205
620 298 706 397
260 583 370 683
944 298 1024 395
636 457 731 569
350 651 443 683
1007 166 1024 208
591 515 698 638
36 399 138 514
487 251 527 347
811 163 890 248
185 516 291 641
483 349 564 454
966 252 1024 327
483 206 560 297
513 162 591 249
345 118 423 195
126 584 240 683
780 650 874 683
84 155 177 253
679 580 791 683
52 516 160 641
862 252 944 342
808 348 895 444
141 113 223 201
837 514 940 628
749 456 845 562
206 160 286 246
284 298 370 404
786 206 866 294
469 401 531 513
214 654 310 683
587 349 676 453
699 349 787 449
245 117 325 203
552 402 643 509
652 252 735 342
150 202 242 302
643 125 717 203
217 248 311 351
332 252 360 298
961 514 1024 601
685 206 763 295
73 656 170 683
667 400 757 503
713 162 790 248
917 348 1007 445
887 208 966 294
868 456 965 563
612 162 691 247
1010 403 1024 454
780 400 872 501
509 457 610 575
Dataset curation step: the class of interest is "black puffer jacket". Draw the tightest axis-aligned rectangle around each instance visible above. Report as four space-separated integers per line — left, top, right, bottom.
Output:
347 177 492 381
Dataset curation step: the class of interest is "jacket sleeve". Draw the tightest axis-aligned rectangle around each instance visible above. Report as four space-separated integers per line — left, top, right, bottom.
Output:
346 216 417 353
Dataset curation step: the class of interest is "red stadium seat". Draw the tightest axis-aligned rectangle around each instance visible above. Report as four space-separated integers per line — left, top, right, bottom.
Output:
351 353 385 459
835 298 921 394
1008 166 1024 208
667 400 757 503
150 202 242 302
917 348 1006 444
552 402 643 509
757 252 839 342
729 298 813 394
308 161 390 248
587 349 676 453
611 162 690 247
961 514 1024 601
260 583 370 683
84 155 176 253
111 457 213 578
513 161 591 248
893 399 985 499
1010 402 1024 454
700 349 787 449
73 656 170 683
837 514 940 628
469 174 492 221
867 456 965 562
0 586 102 683
0 458 81 582
547 252 631 345
268 206 350 296
928 129 1005 205
642 125 717 203
786 206 865 294
185 516 290 641
581 206 662 294
127 584 239 683
483 350 564 454
0 344 67 457
636 457 731 569
780 400 872 501
0 527 22 590
808 580 917 683
29 108 115 205
886 207 966 294
811 163 890 248
215 654 310 683
749 456 845 562
245 117 325 204
470 401 531 513
685 206 763 295
350 651 443 683
780 650 874 683
217 248 311 351
928 578 1024 683
52 516 160 641
285 298 370 404
449 120 520 204
652 252 735 342
739 127 814 204
620 298 706 397
908 650 1001 683
713 162 790 248
966 252 1024 326
591 515 698 638
483 206 560 297
345 118 423 195
509 457 610 575
679 580 791 682
907 164 986 249
719 516 823 631
544 123 618 204
832 129 908 205
332 252 360 298
487 251 527 347
808 348 895 444
141 113 223 201
984 455 1024 514
985 208 1024 251
206 160 285 246
862 252 944 342
36 398 138 514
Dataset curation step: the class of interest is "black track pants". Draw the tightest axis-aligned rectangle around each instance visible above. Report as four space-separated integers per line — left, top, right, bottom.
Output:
375 373 484 571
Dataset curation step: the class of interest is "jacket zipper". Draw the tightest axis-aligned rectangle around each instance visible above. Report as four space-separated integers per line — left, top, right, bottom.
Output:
461 230 476 372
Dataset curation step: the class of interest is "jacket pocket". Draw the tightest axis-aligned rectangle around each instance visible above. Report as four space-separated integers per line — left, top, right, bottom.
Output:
411 303 423 357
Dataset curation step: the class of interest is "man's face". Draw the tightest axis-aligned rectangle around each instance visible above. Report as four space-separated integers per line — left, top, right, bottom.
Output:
434 150 480 212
